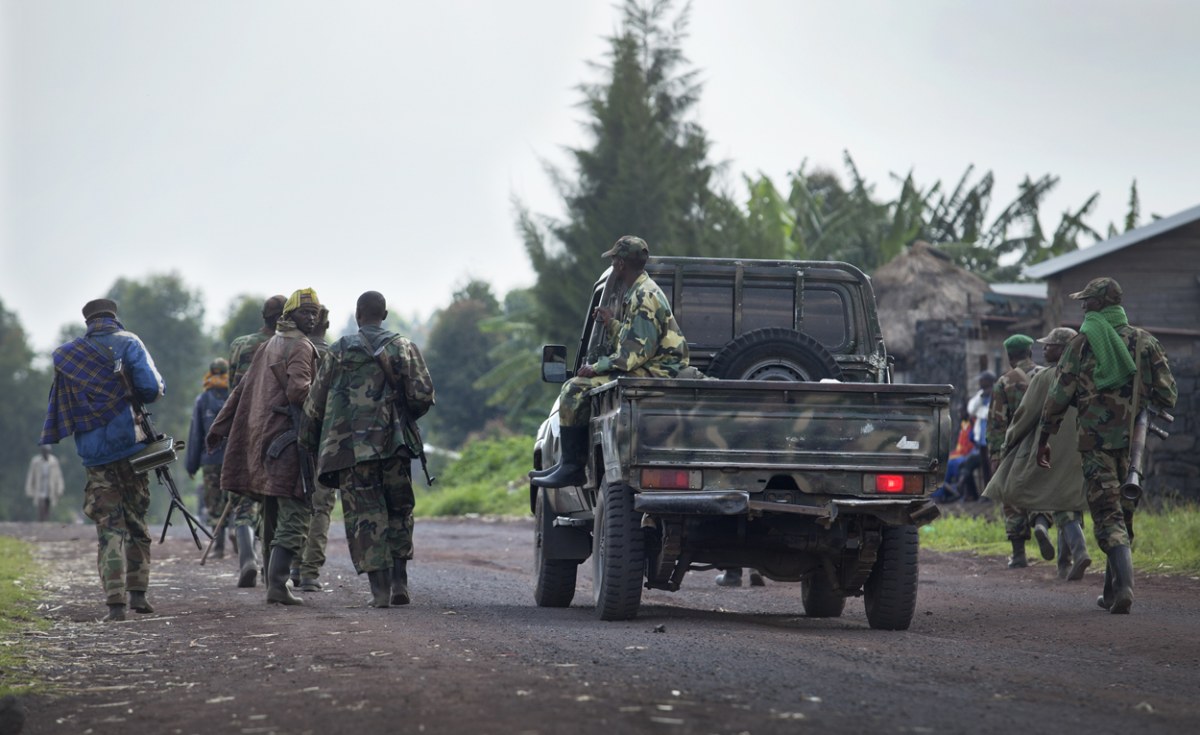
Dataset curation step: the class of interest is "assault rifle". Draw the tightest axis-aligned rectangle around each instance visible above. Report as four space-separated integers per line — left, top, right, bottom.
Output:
119 367 212 550
1121 406 1174 501
373 344 435 486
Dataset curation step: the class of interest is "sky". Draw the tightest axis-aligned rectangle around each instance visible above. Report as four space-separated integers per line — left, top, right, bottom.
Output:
3 0 1198 355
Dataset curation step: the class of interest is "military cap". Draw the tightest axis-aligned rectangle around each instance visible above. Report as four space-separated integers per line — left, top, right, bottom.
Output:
282 288 321 315
82 298 118 320
1003 334 1034 353
977 370 996 384
1037 326 1078 346
262 294 287 319
209 357 230 374
1068 277 1123 305
601 235 650 260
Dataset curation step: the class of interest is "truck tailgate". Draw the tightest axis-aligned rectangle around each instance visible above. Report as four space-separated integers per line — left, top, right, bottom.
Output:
618 378 952 474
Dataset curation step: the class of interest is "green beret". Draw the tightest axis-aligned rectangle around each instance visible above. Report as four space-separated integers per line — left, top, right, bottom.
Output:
1003 334 1034 353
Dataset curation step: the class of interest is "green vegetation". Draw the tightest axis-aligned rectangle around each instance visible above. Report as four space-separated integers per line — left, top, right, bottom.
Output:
921 504 1200 574
0 536 48 696
415 435 532 518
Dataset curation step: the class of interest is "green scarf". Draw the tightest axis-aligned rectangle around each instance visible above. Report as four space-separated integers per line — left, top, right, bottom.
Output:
1080 305 1135 390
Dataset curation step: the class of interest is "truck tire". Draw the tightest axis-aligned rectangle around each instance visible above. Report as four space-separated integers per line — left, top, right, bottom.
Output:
864 524 919 631
706 328 842 382
534 488 578 608
592 480 645 620
801 571 847 618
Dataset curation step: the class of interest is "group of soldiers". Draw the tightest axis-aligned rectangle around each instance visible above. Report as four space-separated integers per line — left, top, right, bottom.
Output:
42 288 435 620
981 277 1177 615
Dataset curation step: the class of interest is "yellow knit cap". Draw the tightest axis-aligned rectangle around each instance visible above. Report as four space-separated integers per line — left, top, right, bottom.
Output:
283 288 321 314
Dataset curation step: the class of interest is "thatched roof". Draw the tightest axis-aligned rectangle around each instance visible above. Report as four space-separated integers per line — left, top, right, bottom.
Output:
871 241 990 364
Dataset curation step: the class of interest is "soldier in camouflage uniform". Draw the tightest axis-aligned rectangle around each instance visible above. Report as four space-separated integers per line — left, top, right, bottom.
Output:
987 334 1044 568
1038 277 1177 615
222 294 285 588
302 291 435 607
40 298 166 622
296 305 336 592
533 236 689 489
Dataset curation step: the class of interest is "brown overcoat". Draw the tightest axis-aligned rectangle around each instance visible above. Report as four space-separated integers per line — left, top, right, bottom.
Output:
209 324 317 501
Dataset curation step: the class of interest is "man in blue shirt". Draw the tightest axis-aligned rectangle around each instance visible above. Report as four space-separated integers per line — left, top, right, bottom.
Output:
41 298 165 622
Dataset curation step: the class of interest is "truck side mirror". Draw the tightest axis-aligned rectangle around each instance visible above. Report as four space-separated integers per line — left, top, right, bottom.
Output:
540 344 569 383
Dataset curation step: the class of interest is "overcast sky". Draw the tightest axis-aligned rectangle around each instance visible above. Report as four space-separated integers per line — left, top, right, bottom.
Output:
3 0 1197 354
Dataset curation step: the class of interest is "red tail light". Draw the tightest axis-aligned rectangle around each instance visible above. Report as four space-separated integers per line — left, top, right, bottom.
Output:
875 475 906 493
641 469 699 489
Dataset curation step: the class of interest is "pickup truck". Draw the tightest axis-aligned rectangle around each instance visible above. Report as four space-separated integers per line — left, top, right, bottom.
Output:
531 257 950 630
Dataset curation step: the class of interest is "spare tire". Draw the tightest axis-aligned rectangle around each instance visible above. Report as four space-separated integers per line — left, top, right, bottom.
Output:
707 328 842 382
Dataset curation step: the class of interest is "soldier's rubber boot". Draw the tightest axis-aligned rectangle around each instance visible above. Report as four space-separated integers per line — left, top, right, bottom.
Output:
1097 558 1115 610
266 546 304 606
367 570 391 608
128 591 155 614
1056 527 1073 580
1007 539 1028 568
104 603 126 622
715 568 743 587
299 578 322 592
1108 544 1134 614
1062 520 1092 582
749 571 766 587
1033 517 1055 561
236 526 258 588
391 559 411 606
289 566 301 589
530 426 588 489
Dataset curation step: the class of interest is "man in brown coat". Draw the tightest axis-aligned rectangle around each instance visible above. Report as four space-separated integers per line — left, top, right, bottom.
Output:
208 288 322 606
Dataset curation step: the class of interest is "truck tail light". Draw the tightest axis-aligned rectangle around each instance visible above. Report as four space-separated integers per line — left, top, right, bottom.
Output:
640 468 699 490
872 474 923 494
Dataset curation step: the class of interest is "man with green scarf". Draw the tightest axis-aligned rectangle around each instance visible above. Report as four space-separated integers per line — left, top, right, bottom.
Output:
1036 277 1176 615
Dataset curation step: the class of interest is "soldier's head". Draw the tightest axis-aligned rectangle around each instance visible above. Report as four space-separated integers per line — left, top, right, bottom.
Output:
1069 277 1122 312
1037 326 1077 366
262 294 287 330
82 298 118 322
209 357 229 375
1003 334 1034 366
977 370 996 392
356 291 388 327
602 236 650 285
40 444 52 459
283 288 322 335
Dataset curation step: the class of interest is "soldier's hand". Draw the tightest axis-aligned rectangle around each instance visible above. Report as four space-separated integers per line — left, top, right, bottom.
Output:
593 307 614 323
1036 444 1051 469
577 364 598 379
205 433 224 454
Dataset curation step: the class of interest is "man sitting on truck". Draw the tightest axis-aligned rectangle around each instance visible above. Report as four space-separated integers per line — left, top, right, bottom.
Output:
532 235 689 489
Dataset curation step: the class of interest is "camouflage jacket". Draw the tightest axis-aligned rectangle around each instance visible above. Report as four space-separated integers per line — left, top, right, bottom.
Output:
1041 324 1177 451
300 326 435 484
228 329 273 391
591 271 689 378
988 357 1043 456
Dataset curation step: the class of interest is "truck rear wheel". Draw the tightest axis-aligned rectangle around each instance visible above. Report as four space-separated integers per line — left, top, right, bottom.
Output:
864 524 919 630
707 328 842 382
534 488 578 608
801 571 847 618
592 481 644 620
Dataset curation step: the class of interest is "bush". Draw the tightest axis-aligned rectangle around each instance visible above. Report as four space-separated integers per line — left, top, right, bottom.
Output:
415 435 533 518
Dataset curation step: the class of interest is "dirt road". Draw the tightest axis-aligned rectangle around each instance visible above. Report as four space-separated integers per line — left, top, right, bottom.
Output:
4 517 1199 735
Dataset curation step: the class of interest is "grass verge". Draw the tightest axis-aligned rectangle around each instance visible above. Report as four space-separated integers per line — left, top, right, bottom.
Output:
0 535 49 696
921 502 1200 575
415 435 531 518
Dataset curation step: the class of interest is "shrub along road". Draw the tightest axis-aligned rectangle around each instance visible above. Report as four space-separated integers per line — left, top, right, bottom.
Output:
4 517 1200 734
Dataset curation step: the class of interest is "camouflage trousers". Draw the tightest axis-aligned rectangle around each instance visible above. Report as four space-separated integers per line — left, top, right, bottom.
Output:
83 459 152 605
225 493 260 529
202 465 224 520
299 481 336 579
1080 449 1136 553
263 496 311 556
559 367 655 426
1008 507 1086 539
338 457 414 574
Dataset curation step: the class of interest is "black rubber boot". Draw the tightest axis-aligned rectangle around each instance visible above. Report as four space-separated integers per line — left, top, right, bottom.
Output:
1007 539 1028 568
1097 558 1114 610
128 591 154 614
236 526 258 588
299 578 322 592
266 546 304 606
715 568 743 587
1032 517 1055 561
104 603 126 622
391 559 411 606
749 571 766 587
1108 544 1134 614
1056 527 1072 580
289 567 300 589
530 426 588 489
367 570 391 608
1062 520 1092 582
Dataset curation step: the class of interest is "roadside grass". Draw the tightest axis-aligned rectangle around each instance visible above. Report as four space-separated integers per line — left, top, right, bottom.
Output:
922 502 1200 575
415 435 531 518
0 535 49 696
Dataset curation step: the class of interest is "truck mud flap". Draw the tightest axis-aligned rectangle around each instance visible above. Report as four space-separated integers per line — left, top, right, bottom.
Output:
634 491 749 516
